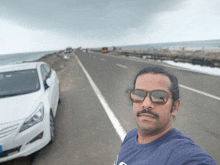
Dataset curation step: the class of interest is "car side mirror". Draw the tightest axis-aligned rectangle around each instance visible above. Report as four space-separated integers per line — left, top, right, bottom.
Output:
46 78 53 87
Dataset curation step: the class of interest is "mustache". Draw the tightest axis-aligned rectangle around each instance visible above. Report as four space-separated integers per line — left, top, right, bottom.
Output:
137 109 159 119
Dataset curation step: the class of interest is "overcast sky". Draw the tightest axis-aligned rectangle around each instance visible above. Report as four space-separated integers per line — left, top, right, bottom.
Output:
1 0 220 54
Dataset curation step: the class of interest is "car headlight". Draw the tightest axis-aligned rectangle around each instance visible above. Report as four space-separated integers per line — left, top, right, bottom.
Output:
19 103 44 133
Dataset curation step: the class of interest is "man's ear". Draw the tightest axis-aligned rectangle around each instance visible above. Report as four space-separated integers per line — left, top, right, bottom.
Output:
171 100 180 117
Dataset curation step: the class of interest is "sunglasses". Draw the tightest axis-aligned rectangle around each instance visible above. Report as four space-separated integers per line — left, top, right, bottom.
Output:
129 89 171 105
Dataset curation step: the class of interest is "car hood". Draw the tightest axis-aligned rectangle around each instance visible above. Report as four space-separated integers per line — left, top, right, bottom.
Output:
0 91 43 124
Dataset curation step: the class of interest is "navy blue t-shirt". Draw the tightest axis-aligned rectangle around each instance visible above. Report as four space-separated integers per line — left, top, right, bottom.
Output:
115 128 216 165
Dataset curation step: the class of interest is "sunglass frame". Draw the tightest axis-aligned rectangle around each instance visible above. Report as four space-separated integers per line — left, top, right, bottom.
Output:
129 89 171 104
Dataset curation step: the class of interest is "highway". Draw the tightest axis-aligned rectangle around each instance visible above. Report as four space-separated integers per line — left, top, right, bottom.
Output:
3 50 219 164
75 50 220 164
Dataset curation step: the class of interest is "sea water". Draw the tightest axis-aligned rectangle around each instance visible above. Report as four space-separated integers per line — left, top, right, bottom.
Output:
0 50 57 66
1 39 220 76
118 39 220 50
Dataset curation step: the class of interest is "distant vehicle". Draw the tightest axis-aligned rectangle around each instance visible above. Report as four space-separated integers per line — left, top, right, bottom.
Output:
0 62 60 163
64 47 73 53
102 47 108 53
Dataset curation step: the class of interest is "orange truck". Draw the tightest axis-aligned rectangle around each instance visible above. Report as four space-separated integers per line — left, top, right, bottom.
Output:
102 47 108 53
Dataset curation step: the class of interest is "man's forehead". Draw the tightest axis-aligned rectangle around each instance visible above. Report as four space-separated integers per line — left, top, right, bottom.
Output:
136 73 171 90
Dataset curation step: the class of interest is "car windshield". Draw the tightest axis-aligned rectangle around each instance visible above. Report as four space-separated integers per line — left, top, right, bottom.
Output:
0 69 40 98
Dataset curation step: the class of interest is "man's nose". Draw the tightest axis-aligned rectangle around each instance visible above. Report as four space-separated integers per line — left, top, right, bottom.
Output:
141 93 154 110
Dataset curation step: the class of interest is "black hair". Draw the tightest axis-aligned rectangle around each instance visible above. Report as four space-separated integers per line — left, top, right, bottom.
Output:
133 66 180 102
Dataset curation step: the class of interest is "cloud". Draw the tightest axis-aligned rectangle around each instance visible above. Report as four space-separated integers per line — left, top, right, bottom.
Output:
1 0 185 40
1 0 219 53
144 0 220 43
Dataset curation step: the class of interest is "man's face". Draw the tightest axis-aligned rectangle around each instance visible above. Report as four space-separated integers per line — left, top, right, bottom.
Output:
133 73 179 135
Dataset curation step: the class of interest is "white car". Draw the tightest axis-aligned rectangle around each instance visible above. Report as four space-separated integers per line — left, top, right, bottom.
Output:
0 62 60 163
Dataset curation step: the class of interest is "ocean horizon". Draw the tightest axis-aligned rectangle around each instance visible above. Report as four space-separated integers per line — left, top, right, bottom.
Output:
0 50 57 66
0 39 220 66
114 39 220 51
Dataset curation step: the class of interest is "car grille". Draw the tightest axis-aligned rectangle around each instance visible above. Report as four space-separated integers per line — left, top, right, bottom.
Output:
0 146 21 158
0 124 18 139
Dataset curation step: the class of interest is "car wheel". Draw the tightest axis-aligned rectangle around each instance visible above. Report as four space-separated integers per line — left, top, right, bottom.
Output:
49 111 55 143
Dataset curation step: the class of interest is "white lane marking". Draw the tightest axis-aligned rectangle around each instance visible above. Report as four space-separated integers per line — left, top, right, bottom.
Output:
117 63 128 69
101 58 106 61
179 84 220 101
75 55 126 142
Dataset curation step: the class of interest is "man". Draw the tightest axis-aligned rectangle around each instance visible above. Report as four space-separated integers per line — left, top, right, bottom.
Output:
114 66 216 165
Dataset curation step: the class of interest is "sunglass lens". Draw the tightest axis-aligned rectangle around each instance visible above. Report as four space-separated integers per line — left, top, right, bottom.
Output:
130 90 146 103
151 91 168 104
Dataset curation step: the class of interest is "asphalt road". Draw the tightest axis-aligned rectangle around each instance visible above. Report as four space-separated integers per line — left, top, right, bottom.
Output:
31 59 122 165
3 50 219 164
74 50 220 164
2 52 121 165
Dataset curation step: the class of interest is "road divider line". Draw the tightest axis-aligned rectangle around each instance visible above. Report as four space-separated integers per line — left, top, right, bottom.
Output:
116 64 128 69
75 55 126 142
179 84 220 101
